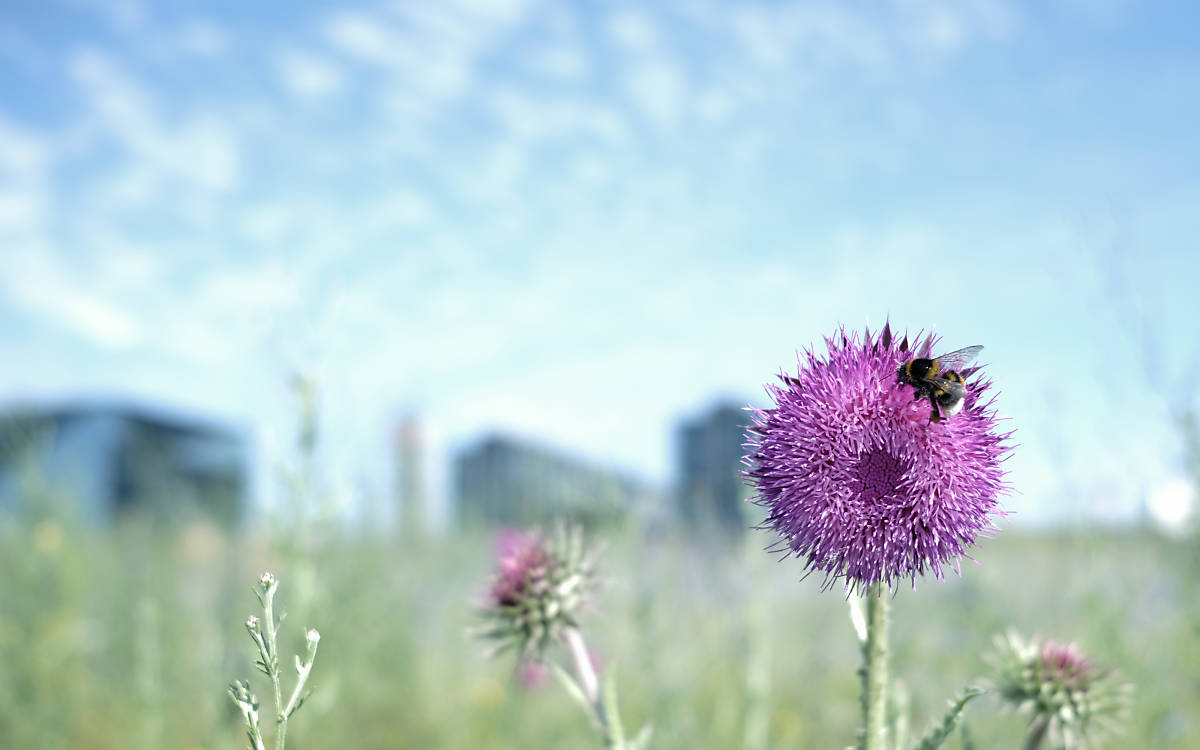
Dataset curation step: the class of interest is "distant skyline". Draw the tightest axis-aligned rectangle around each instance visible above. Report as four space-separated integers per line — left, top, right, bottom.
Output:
2 0 1197 527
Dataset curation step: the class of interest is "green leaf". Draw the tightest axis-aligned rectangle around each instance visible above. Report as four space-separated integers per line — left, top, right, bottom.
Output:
287 688 313 718
548 661 601 730
911 687 985 750
602 666 626 747
959 722 976 750
630 723 654 750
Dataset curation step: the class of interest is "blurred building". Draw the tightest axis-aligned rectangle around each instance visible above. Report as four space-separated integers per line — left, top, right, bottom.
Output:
0 400 247 526
676 402 752 533
455 434 650 527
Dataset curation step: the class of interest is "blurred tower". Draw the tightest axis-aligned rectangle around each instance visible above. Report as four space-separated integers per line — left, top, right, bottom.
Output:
676 402 752 535
395 414 425 537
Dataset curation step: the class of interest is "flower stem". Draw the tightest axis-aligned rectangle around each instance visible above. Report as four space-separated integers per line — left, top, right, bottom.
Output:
862 584 890 750
1020 715 1049 750
260 584 290 750
564 627 627 748
565 627 599 704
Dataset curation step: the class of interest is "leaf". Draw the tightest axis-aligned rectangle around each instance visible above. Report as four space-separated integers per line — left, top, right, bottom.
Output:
848 595 868 643
602 666 626 747
911 687 985 750
630 723 654 750
959 722 976 750
287 688 313 718
548 662 601 730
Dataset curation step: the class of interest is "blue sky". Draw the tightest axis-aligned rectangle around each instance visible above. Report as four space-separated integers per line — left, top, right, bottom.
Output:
1 0 1198 526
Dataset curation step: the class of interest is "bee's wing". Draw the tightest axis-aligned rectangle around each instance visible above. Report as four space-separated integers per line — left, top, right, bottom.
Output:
925 375 966 396
932 345 983 372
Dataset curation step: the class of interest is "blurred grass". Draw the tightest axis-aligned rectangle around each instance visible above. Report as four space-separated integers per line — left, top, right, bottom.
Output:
1 505 1198 749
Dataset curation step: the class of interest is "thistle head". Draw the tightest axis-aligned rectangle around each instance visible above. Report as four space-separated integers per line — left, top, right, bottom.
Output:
475 525 598 660
989 631 1132 748
745 322 1012 591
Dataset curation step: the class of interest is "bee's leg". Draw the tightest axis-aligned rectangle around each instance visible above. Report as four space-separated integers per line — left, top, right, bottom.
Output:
928 395 942 424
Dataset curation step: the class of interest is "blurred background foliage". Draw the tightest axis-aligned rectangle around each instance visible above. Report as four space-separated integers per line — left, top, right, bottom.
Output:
1 484 1198 749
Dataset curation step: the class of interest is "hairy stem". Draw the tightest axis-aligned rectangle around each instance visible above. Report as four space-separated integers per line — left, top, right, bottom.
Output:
262 588 288 750
863 584 890 750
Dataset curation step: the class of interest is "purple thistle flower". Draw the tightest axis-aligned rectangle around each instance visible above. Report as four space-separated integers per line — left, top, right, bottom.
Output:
745 322 1012 591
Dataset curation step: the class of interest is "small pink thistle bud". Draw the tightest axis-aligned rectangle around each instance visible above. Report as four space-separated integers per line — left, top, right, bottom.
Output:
475 525 598 660
989 631 1132 748
517 659 549 690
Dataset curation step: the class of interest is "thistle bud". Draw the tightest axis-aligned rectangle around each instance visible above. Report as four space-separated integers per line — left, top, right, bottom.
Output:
475 525 598 660
988 631 1132 748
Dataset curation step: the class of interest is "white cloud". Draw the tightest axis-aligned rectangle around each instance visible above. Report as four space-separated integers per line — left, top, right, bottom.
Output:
68 48 240 190
489 88 630 144
62 0 146 32
99 163 160 208
241 203 295 244
608 9 659 50
324 13 396 66
325 2 533 108
4 245 143 349
466 143 527 200
733 4 888 71
361 189 435 231
197 259 301 314
275 49 343 99
0 191 44 229
696 88 734 123
0 116 50 176
626 59 686 128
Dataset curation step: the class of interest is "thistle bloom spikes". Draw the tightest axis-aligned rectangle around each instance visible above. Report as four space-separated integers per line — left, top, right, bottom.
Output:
476 524 598 661
989 631 1133 748
745 322 1012 591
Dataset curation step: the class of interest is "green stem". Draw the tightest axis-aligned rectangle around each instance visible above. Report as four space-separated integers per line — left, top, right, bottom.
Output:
565 627 624 749
1020 715 1049 750
863 584 890 750
262 589 288 750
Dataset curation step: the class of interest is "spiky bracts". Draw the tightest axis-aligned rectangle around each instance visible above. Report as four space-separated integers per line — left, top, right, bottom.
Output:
745 322 1012 591
989 631 1132 748
476 525 598 660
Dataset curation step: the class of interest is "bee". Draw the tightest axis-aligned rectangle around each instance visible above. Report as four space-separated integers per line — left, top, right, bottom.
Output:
897 345 983 423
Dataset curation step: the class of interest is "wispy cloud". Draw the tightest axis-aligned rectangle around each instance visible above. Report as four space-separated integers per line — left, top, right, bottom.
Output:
4 245 143 349
274 48 343 99
68 48 240 190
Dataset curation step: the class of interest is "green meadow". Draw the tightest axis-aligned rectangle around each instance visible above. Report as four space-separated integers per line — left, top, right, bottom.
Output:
2 499 1197 750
